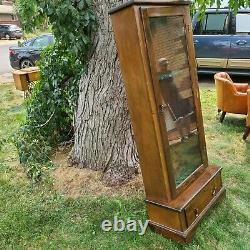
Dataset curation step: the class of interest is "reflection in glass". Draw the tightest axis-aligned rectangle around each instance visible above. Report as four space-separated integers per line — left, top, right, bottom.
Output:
149 16 203 186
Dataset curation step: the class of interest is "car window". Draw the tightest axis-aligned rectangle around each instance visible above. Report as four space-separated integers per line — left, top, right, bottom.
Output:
0 26 8 31
202 13 229 35
50 36 55 44
9 25 19 31
192 13 201 34
22 39 33 47
32 36 51 48
236 13 250 34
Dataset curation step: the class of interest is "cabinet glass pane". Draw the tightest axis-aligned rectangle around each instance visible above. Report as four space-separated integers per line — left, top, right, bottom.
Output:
149 16 203 186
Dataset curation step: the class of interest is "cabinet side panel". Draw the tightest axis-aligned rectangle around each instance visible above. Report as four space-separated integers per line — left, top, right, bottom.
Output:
111 7 171 202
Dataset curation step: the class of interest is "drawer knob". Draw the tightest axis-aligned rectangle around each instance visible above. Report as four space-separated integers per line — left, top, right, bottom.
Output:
212 188 217 196
159 104 167 113
194 208 199 218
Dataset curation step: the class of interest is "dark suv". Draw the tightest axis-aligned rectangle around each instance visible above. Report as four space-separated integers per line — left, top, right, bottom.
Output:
193 8 250 75
0 24 23 40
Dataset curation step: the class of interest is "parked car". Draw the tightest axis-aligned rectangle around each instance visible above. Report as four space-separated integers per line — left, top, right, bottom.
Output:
192 8 250 75
0 24 23 40
9 34 55 69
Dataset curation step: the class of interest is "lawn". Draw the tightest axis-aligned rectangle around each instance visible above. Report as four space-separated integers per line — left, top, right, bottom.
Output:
0 83 249 249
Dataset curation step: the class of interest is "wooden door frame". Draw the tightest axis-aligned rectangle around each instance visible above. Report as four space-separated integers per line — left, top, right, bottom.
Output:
140 5 208 198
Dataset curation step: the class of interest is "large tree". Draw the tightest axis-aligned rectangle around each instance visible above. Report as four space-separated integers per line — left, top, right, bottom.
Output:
71 0 138 186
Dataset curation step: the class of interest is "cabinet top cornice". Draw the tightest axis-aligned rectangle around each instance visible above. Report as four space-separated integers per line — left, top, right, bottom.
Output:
109 0 191 15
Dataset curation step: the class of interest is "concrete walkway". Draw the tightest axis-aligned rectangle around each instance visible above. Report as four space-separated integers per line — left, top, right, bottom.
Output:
0 40 20 83
0 39 22 46
0 72 13 83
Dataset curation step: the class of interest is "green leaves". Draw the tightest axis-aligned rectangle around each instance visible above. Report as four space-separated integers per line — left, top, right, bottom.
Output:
78 0 85 10
15 0 47 33
13 1 96 182
191 0 250 19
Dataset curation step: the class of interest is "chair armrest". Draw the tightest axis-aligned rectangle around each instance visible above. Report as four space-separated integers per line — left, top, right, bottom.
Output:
229 92 248 114
234 83 249 93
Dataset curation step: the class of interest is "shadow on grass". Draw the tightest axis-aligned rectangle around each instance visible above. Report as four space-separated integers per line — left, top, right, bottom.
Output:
215 115 246 134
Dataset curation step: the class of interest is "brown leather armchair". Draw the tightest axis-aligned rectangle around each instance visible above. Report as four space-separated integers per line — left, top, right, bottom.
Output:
214 72 249 123
243 90 250 140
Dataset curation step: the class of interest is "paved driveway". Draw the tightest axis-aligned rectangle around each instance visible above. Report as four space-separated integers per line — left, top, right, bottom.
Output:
0 44 12 74
0 40 19 83
198 74 250 89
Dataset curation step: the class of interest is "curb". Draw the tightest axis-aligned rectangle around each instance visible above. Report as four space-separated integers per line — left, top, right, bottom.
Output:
0 40 20 46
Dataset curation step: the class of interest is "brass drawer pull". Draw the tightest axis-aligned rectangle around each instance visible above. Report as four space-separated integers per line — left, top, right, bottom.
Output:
212 187 217 196
159 104 167 113
194 208 199 218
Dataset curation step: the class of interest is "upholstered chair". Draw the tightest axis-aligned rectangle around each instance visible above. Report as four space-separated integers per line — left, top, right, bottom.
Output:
214 72 249 123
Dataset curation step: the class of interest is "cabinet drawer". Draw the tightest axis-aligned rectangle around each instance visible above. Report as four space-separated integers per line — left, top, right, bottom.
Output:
185 173 222 226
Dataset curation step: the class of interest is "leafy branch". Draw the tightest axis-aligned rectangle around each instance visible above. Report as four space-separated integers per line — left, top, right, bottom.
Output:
13 0 96 181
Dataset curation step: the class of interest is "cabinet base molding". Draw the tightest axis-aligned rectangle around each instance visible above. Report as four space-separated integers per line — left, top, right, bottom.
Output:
146 166 226 243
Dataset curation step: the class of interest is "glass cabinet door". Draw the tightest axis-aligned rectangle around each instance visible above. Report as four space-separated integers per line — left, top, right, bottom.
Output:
142 8 205 188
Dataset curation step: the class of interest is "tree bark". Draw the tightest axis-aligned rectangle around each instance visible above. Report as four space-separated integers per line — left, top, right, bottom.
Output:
71 0 139 186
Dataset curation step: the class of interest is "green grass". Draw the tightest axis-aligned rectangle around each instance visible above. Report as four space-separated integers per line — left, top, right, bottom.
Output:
171 134 203 186
0 84 249 249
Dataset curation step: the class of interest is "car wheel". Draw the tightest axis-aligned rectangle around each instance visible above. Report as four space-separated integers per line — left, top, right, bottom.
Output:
5 34 10 40
20 59 34 69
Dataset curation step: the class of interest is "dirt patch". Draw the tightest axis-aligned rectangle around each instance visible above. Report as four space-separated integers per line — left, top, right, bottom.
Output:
52 147 145 199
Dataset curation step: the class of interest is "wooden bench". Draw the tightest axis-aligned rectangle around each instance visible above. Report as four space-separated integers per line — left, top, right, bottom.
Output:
13 67 40 91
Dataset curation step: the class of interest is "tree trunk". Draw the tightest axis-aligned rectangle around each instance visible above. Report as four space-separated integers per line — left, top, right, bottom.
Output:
71 0 139 186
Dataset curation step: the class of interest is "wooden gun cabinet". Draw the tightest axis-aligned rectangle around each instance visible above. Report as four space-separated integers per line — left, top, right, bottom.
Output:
110 0 225 243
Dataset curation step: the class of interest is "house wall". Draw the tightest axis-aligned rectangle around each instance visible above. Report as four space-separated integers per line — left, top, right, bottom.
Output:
0 2 19 25
0 13 13 21
0 0 13 6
